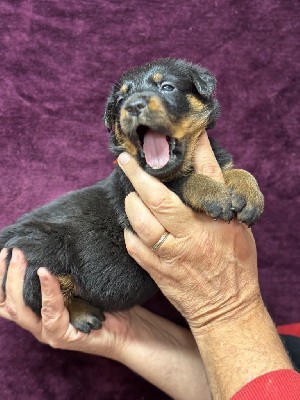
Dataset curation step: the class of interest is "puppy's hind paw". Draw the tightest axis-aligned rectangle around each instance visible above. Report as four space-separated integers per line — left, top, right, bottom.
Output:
68 297 105 333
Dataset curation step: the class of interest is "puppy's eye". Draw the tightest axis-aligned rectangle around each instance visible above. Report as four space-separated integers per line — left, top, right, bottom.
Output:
117 96 124 107
161 83 175 92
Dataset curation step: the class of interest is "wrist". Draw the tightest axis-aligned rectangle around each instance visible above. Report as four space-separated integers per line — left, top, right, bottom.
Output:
189 299 293 399
188 295 265 335
117 306 197 365
116 307 212 400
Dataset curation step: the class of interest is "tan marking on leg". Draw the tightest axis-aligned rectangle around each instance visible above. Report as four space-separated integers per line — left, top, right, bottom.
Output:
57 275 76 305
68 298 96 321
67 297 104 332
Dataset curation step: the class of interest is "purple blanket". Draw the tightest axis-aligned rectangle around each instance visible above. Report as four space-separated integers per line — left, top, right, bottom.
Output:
0 1 299 398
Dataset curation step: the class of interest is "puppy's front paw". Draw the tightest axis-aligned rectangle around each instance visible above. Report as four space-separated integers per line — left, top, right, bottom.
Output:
68 297 105 333
183 174 235 222
231 190 263 227
224 169 264 227
201 193 234 222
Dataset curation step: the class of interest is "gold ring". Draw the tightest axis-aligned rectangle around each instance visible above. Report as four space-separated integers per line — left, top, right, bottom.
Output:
151 231 169 252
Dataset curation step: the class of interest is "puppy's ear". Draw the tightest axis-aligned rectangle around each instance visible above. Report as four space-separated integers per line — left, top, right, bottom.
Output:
189 64 220 129
103 93 115 131
190 66 216 100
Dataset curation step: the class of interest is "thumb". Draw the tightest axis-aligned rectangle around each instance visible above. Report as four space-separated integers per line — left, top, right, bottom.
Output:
37 268 70 336
194 132 224 183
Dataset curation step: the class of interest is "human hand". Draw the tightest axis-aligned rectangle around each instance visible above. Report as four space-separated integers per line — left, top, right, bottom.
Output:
0 247 212 399
119 131 263 330
118 133 294 399
0 247 134 359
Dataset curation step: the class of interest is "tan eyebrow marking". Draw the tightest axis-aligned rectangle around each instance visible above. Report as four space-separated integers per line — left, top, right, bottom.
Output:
152 73 163 83
120 84 128 94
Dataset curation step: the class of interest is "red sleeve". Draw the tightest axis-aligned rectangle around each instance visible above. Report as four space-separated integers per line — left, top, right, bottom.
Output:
231 369 300 400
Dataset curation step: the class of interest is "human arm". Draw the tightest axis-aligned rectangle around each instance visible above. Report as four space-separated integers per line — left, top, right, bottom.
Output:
0 249 211 400
118 132 294 399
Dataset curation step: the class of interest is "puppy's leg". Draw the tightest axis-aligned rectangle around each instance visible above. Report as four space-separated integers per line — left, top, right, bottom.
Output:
223 169 264 226
57 275 105 333
67 298 105 333
181 173 234 221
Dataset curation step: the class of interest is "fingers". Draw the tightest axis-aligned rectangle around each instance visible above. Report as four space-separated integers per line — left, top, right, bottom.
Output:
0 249 40 328
0 248 8 303
4 249 26 313
124 229 162 279
0 250 81 347
194 132 224 183
125 192 171 248
118 153 195 237
37 268 71 339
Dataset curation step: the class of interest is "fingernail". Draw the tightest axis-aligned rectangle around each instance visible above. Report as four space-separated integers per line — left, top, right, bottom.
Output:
11 248 21 263
118 152 131 166
37 267 49 283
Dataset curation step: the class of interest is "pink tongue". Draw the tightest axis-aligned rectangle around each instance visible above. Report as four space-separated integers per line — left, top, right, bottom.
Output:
143 130 170 169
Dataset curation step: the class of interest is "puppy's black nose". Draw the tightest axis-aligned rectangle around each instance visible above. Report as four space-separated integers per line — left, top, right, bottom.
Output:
125 98 147 116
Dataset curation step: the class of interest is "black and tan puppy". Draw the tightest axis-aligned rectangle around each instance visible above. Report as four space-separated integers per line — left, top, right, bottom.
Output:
0 59 264 333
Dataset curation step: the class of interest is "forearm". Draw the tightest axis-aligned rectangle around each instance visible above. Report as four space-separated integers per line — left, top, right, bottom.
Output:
191 300 293 400
118 307 211 400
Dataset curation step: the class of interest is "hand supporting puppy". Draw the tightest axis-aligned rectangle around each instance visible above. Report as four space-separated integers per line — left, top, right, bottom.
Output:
118 131 293 399
120 132 261 328
0 243 211 400
0 248 131 358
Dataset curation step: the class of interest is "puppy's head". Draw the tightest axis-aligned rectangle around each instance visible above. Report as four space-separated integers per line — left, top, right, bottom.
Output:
104 58 220 180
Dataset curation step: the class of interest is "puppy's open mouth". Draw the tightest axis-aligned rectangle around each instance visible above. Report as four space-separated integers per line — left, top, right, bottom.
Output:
136 125 179 171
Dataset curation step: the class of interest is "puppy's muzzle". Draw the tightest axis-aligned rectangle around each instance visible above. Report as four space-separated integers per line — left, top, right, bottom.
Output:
123 92 155 117
125 97 147 117
121 92 170 136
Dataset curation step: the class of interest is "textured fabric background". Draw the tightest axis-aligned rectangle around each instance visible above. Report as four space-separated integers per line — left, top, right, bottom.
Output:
0 1 299 399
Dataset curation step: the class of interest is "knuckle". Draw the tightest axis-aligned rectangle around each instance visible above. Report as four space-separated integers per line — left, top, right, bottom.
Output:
149 192 178 213
135 218 151 237
41 305 57 322
5 303 18 320
125 240 138 257
201 161 220 177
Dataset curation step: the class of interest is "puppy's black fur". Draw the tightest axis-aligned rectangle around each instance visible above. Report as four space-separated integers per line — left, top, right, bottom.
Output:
0 59 264 332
